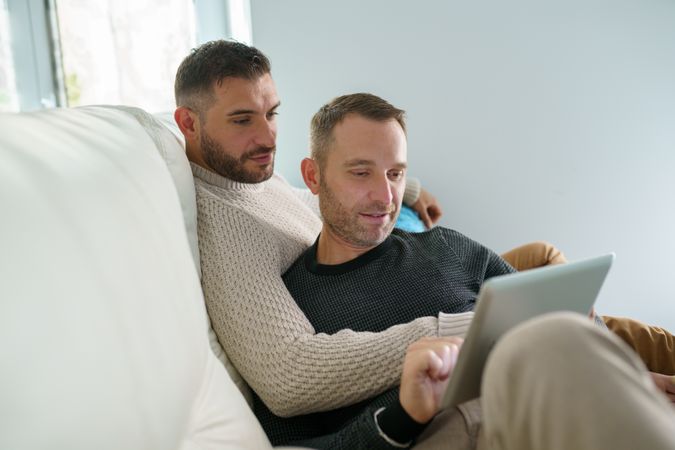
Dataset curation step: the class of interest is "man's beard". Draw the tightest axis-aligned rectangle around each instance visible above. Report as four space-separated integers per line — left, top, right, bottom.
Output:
200 131 275 184
318 178 398 248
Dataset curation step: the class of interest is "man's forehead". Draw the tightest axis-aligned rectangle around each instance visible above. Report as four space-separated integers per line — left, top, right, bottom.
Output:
334 115 404 138
211 74 279 110
324 118 407 170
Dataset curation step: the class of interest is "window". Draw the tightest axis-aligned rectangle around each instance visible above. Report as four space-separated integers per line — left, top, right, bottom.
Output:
0 0 19 112
5 0 252 112
54 0 196 112
227 0 252 45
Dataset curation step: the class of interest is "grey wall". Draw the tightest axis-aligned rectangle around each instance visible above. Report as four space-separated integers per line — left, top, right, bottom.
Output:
250 0 675 330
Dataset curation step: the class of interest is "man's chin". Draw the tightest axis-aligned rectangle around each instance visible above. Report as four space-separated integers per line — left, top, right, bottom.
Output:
355 229 392 248
241 164 274 183
256 166 274 182
258 171 274 182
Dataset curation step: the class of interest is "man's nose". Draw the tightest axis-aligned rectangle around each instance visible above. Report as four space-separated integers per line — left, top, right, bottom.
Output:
254 120 276 148
370 174 394 205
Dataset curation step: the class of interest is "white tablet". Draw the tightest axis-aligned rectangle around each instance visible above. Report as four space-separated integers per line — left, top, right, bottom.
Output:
441 253 615 409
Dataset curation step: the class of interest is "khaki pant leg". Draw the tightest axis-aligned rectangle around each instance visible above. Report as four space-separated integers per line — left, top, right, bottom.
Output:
480 312 675 450
604 315 675 375
500 241 567 271
413 399 481 450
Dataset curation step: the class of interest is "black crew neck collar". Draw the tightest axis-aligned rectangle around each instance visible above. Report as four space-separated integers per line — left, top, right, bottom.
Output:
304 235 395 275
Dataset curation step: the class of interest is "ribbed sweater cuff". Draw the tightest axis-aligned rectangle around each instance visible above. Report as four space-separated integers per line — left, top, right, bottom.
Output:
403 177 422 206
437 311 474 338
375 401 427 447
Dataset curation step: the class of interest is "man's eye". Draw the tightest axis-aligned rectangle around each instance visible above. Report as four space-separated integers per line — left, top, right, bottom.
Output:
267 111 278 119
389 170 404 180
232 117 251 125
351 171 368 177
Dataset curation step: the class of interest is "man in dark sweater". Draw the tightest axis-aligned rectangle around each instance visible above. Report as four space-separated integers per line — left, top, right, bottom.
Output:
254 93 675 449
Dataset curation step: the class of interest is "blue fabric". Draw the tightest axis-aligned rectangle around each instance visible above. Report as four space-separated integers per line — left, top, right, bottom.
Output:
395 205 426 232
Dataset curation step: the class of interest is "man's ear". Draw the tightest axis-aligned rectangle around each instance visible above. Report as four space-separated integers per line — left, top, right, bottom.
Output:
301 158 320 194
174 107 200 142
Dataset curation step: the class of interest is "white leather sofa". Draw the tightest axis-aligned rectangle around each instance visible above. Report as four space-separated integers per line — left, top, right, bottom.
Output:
0 106 306 449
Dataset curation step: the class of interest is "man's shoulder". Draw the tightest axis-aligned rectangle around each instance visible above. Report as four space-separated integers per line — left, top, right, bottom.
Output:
392 226 470 246
392 227 490 262
192 183 280 244
193 172 293 217
194 173 319 264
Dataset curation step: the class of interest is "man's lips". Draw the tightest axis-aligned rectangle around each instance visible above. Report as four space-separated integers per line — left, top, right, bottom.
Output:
359 211 393 224
249 152 274 164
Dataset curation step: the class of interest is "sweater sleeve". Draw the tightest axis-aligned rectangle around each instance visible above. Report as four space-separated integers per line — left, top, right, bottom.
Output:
441 229 516 285
288 185 321 216
289 397 425 450
402 177 422 206
485 247 516 280
197 199 442 417
288 410 406 450
437 311 475 337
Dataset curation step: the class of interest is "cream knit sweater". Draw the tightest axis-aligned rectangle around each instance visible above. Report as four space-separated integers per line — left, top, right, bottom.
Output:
192 163 473 417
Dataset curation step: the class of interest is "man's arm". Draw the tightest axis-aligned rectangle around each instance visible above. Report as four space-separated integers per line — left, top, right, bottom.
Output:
198 202 468 417
409 187 443 229
286 337 461 450
286 394 420 450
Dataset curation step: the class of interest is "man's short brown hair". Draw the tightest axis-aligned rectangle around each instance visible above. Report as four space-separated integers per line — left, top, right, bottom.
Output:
310 93 406 169
174 40 271 117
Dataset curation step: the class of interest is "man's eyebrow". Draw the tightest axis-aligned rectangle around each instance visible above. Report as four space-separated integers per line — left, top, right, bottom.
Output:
227 102 281 117
343 159 408 169
227 109 255 116
344 159 375 167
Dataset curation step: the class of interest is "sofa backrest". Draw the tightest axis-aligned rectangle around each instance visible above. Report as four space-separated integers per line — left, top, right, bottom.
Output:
0 106 271 449
143 107 254 405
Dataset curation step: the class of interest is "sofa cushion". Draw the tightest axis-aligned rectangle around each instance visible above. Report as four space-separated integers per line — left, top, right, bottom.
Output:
0 106 270 449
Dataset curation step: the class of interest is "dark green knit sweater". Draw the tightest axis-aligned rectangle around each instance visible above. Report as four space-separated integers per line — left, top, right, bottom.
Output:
253 227 514 449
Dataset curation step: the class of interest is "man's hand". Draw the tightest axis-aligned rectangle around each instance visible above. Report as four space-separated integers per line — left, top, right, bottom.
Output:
650 372 675 403
399 337 463 424
411 188 442 229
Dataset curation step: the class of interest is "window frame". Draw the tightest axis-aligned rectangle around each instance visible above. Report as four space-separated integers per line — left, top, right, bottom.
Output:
7 0 63 111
